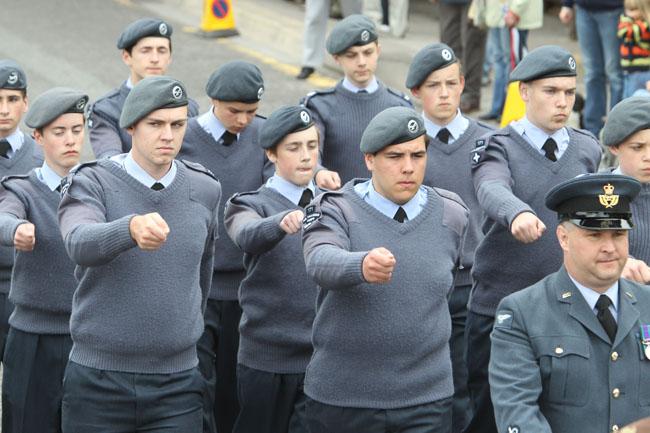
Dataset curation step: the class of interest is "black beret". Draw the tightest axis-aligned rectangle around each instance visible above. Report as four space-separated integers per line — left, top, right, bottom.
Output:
360 107 425 153
326 14 378 55
205 61 265 103
545 173 641 230
601 96 650 147
0 59 27 90
405 43 458 89
510 45 577 83
117 18 172 50
119 76 188 128
259 106 315 149
25 87 88 129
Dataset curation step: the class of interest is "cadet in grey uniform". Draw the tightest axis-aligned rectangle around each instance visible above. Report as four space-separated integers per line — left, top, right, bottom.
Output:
406 43 492 433
58 76 220 432
302 14 412 187
0 88 87 433
466 45 602 433
490 173 650 433
178 60 271 433
0 60 43 365
601 97 650 282
88 18 199 159
224 105 321 433
302 107 469 433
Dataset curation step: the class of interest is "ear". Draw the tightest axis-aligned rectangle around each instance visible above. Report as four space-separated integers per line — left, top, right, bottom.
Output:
22 95 29 114
121 50 132 67
364 152 374 171
519 82 529 102
333 54 342 67
265 148 277 164
608 145 621 157
32 129 44 146
375 42 382 57
410 86 421 99
556 223 570 253
459 74 466 93
126 125 135 137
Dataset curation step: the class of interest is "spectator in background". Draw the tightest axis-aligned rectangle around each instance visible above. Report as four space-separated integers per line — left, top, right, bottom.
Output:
559 0 624 136
618 0 650 98
363 0 410 37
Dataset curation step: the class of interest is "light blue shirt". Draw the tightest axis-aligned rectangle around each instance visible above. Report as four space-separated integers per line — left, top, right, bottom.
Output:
2 129 24 159
125 77 134 89
354 179 427 221
422 110 469 145
35 161 63 191
197 108 239 143
111 152 177 189
569 275 619 322
342 77 379 94
266 174 316 206
511 116 569 160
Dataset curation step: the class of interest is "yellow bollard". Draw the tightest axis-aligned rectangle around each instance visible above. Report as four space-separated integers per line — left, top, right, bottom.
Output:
200 0 240 38
500 81 526 128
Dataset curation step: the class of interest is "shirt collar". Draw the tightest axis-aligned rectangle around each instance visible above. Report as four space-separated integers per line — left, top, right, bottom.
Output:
2 129 24 156
342 77 379 94
112 152 177 189
422 110 469 143
266 174 316 205
125 77 134 89
197 107 240 143
569 274 619 317
37 161 64 191
354 179 425 221
511 116 569 153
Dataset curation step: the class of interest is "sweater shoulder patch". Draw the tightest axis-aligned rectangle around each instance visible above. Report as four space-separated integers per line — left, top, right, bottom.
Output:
180 159 218 181
60 161 100 195
302 190 343 229
301 88 336 106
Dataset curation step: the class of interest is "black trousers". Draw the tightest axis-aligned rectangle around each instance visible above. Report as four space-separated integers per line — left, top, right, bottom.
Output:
0 292 14 362
449 284 472 433
61 362 204 433
2 328 72 433
305 397 452 433
232 364 309 433
197 299 242 433
463 311 497 433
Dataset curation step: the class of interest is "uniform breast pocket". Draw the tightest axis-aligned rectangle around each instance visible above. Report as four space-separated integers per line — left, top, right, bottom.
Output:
534 336 591 407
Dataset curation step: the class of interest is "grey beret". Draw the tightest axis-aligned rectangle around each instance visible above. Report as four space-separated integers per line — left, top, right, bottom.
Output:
509 45 577 83
602 96 650 147
405 43 458 89
119 76 188 128
117 18 172 50
0 59 26 90
205 61 264 102
259 106 315 149
25 87 88 129
360 106 426 153
326 14 378 55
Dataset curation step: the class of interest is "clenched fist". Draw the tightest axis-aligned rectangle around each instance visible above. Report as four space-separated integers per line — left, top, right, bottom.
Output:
129 212 170 251
280 210 305 235
14 222 35 252
362 247 396 284
511 212 546 244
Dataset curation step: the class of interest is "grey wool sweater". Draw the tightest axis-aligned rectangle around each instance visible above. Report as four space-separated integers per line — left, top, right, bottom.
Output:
0 171 75 334
303 81 412 183
0 136 43 295
470 125 601 317
423 118 492 286
58 159 220 374
301 180 469 409
224 186 320 374
178 116 272 301
630 182 650 264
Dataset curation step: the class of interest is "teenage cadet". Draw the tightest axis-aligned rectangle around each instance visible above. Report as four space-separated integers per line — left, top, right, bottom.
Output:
0 60 42 365
301 106 469 433
89 18 199 159
466 45 602 433
601 96 650 282
406 43 492 433
224 105 321 433
178 60 271 433
0 88 86 433
302 14 412 188
58 76 220 432
490 173 650 433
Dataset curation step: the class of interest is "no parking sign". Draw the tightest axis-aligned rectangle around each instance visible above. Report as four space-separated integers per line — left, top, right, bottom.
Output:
201 0 239 37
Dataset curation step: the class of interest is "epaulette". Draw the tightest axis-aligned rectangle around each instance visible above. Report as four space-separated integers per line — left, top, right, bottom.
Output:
568 126 598 141
68 160 99 176
181 159 218 182
387 87 411 103
228 190 260 203
432 187 468 211
0 173 30 187
301 88 336 106
475 120 495 131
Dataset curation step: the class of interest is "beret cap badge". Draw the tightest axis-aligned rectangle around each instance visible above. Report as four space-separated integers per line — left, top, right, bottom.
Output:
159 22 168 35
599 184 619 209
568 57 576 70
300 110 311 124
407 119 419 134
7 72 17 85
441 49 452 61
172 85 183 99
361 30 370 42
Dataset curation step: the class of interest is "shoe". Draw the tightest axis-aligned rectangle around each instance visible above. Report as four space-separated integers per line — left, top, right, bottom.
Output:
296 67 315 80
460 97 480 113
378 24 391 33
478 112 500 122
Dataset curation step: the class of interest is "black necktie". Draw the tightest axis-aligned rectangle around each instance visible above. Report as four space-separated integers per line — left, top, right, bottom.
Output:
0 139 11 158
151 182 165 191
542 138 558 162
393 207 407 223
436 128 451 144
357 89 368 94
55 184 62 193
298 188 313 208
595 295 617 343
221 131 237 146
